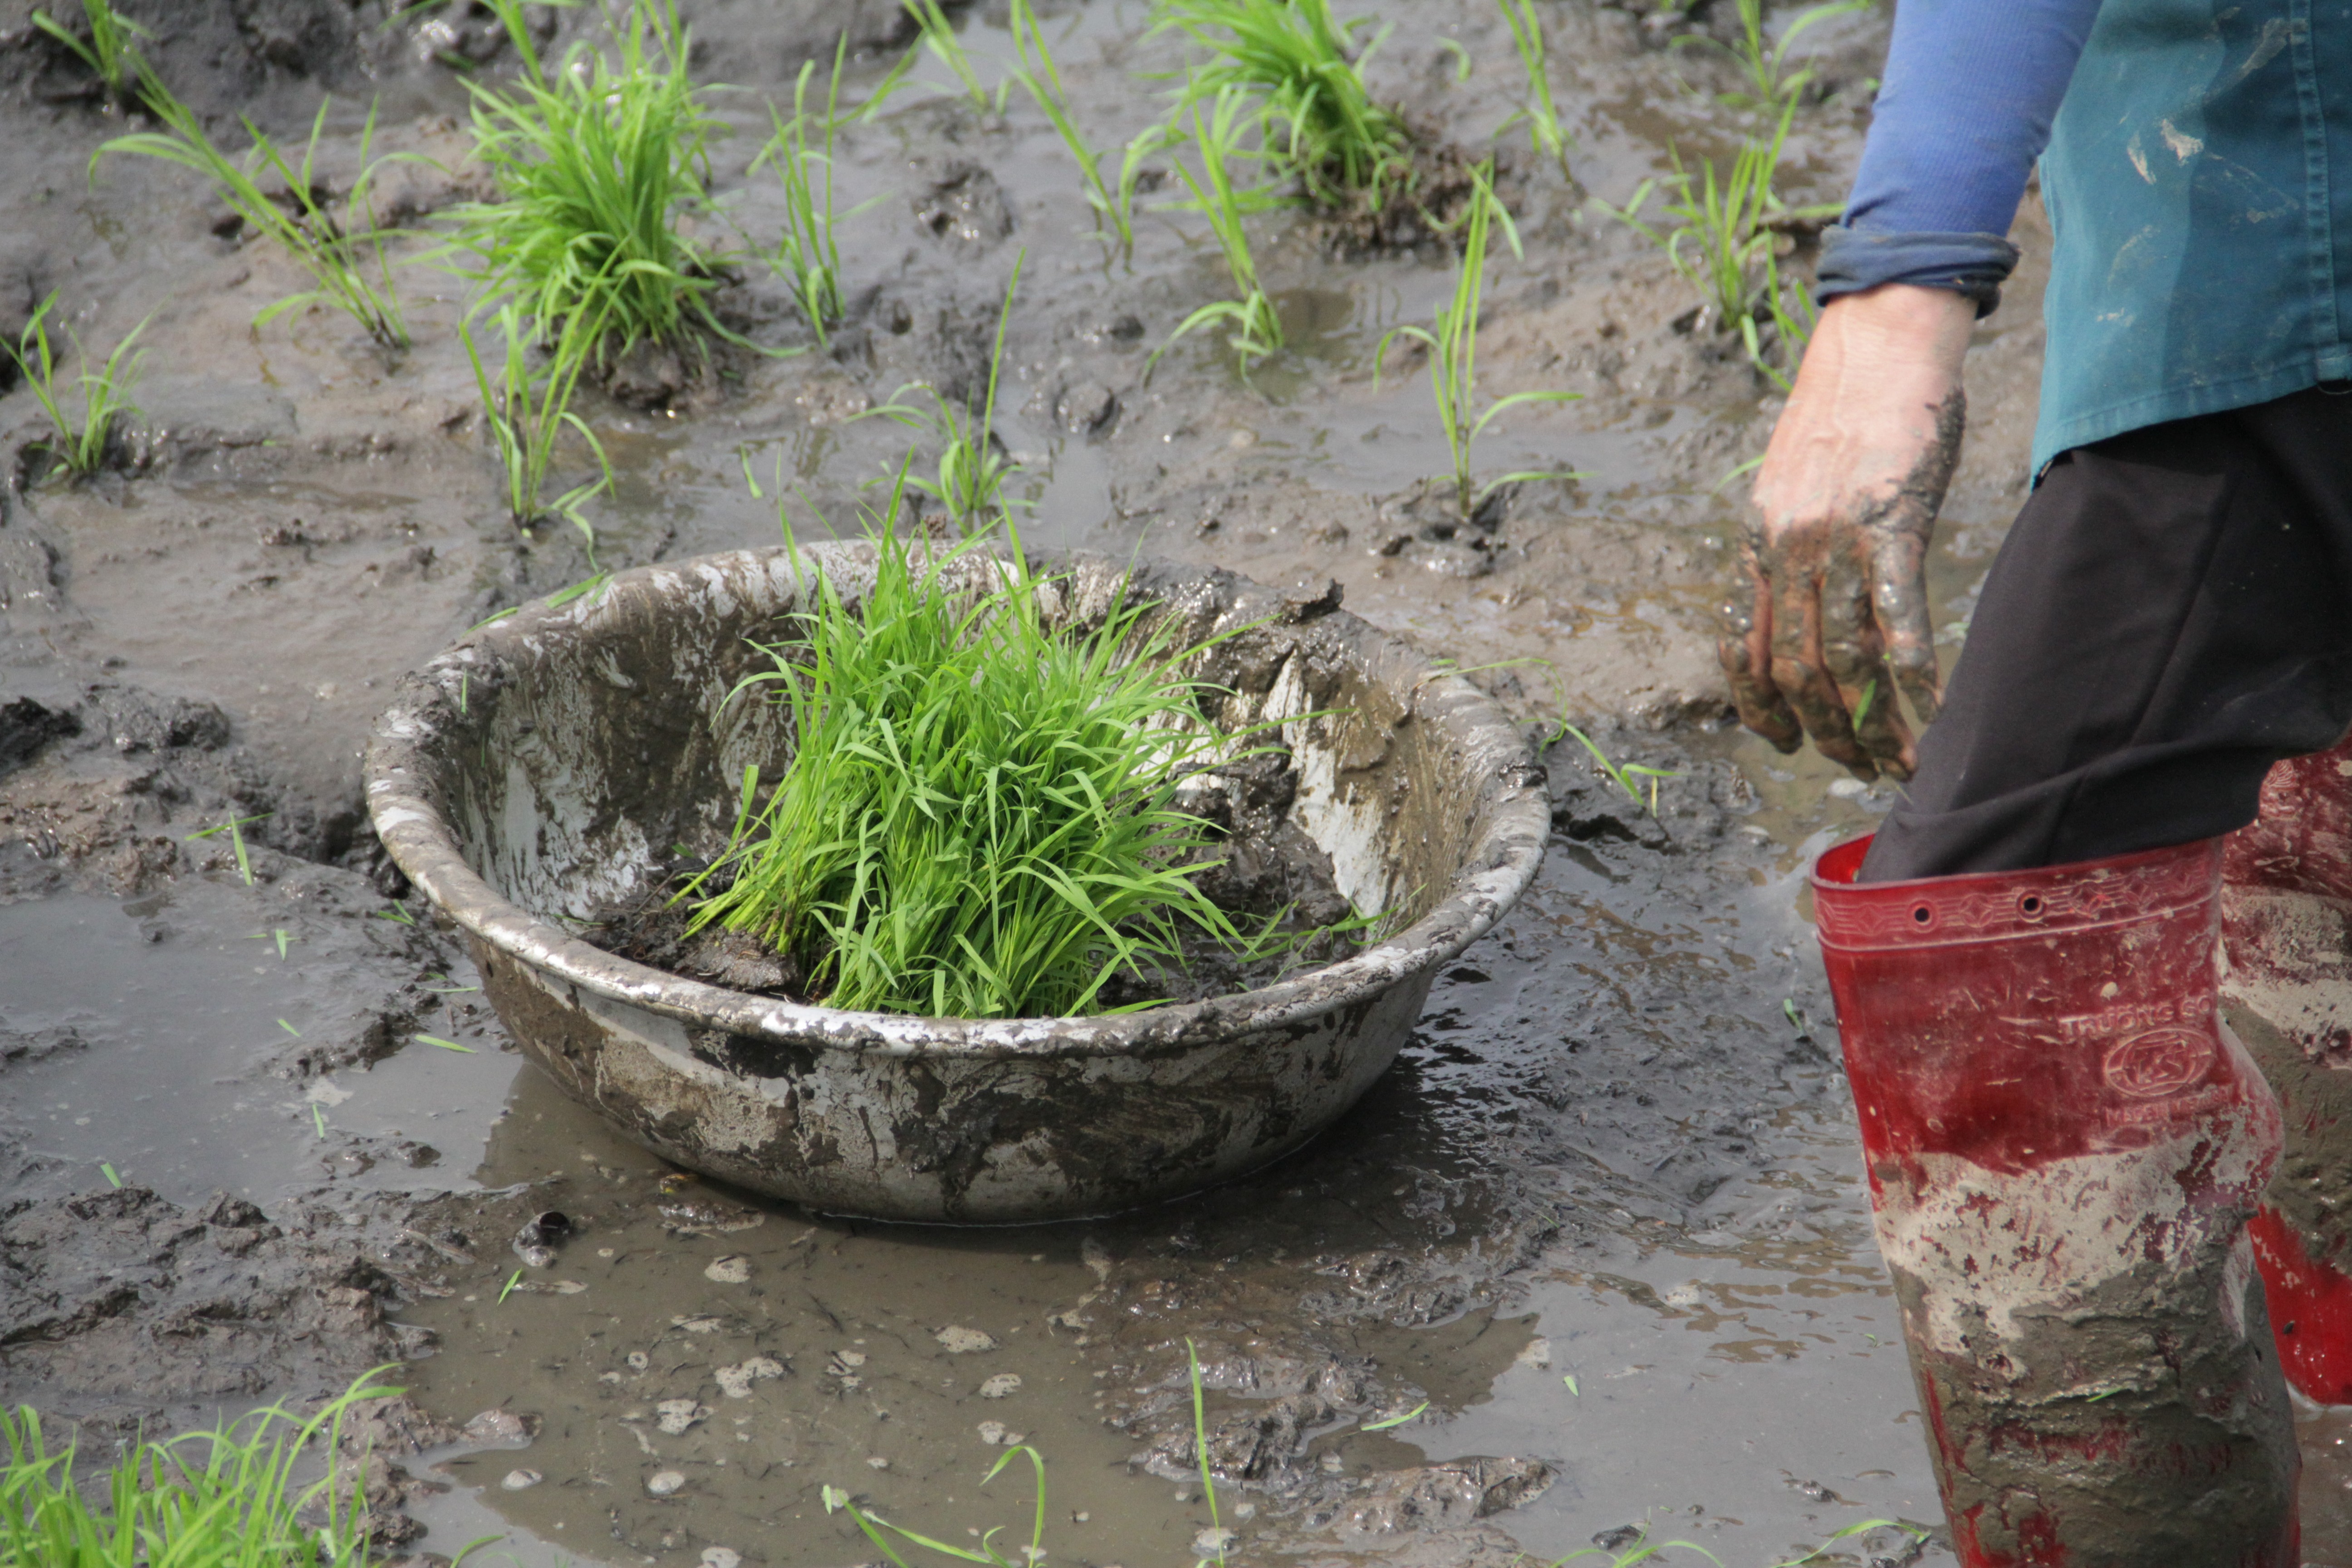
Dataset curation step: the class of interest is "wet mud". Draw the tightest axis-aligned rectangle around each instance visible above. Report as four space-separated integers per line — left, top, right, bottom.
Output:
374 764 1955 1568
9 0 2344 1565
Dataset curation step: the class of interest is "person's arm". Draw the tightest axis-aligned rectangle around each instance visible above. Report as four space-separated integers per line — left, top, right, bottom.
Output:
1723 0 2103 779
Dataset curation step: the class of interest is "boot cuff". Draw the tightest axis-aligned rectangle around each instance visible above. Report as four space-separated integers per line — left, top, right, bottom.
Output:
1813 834 2222 951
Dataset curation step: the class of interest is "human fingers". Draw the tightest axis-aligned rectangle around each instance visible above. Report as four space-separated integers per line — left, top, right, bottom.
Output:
1870 521 1942 729
1821 542 1916 779
1766 541 1878 780
1718 548 1802 751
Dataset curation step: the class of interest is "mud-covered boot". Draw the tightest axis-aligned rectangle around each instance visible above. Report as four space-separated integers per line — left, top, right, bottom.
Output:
1813 835 2298 1568
2225 736 2352 1405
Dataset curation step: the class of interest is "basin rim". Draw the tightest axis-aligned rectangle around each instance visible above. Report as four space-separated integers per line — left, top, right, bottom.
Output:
363 545 1551 1063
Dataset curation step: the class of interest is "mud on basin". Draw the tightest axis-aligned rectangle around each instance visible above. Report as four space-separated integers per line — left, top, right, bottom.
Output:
363 544 1548 1221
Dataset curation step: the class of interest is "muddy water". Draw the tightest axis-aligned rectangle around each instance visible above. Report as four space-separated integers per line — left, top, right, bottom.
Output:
405 1083 1213 1568
359 767 1960 1568
3 0 2331 1563
0 745 1954 1565
0 869 515 1202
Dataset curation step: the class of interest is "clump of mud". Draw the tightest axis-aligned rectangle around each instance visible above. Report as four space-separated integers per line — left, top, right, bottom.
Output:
1107 746 1364 1005
1313 134 1526 259
580 746 1360 1009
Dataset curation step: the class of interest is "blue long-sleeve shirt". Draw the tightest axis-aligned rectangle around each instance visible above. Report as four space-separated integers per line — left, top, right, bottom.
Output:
1826 0 2352 470
1821 0 2101 308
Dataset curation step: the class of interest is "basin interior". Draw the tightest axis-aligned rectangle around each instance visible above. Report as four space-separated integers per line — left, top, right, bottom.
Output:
425 544 1506 998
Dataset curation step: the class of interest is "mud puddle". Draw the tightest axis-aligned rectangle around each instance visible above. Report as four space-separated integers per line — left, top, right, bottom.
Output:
0 872 514 1204
402 1077 1213 1568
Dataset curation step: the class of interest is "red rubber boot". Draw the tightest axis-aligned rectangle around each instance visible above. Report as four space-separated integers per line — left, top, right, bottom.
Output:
2225 736 2352 1405
1814 836 2298 1568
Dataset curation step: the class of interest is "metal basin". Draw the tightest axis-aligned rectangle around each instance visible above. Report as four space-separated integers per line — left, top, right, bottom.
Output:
364 544 1548 1222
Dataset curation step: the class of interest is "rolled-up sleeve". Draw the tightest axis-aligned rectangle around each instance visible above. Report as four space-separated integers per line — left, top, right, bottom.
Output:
1819 0 2105 313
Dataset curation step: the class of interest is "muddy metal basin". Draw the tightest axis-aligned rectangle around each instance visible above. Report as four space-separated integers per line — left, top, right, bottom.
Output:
364 544 1548 1221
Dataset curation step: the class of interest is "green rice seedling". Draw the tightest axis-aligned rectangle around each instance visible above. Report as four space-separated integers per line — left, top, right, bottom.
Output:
1358 1400 1428 1430
825 1444 1047 1568
1711 451 1765 494
1152 0 1408 210
820 1344 1230 1568
1596 100 1812 332
1739 244 1819 390
1186 1339 1231 1567
452 0 727 361
1148 86 1285 374
1374 166 1580 519
1547 1534 1723 1566
5 292 148 482
754 37 855 345
544 570 614 610
902 0 1007 113
456 575 612 648
678 513 1277 1020
1555 721 1680 815
1680 0 1869 113
1601 141 1771 330
1773 1519 1931 1567
100 88 412 349
858 256 1025 532
32 0 147 101
852 35 926 124
1494 0 1571 175
1008 0 1133 257
460 301 613 554
746 34 914 348
0 1370 399 1568
1410 654 1548 697
1443 658 1671 813
746 34 911 348
186 811 269 885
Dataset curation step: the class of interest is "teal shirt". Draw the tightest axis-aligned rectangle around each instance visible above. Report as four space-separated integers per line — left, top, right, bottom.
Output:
2037 0 2352 470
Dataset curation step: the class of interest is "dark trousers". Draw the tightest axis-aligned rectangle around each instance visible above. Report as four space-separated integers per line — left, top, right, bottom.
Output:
1860 385 2352 883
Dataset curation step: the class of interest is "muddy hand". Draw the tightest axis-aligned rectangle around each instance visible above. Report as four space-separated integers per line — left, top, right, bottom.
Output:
1720 284 1975 783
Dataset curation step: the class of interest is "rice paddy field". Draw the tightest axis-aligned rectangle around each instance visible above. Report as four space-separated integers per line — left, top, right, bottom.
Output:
11 3 2347 1567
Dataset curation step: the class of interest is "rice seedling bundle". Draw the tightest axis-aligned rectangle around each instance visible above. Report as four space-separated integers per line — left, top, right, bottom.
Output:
1151 0 1409 210
451 0 725 360
682 533 1258 1020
